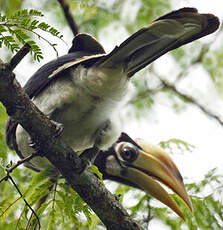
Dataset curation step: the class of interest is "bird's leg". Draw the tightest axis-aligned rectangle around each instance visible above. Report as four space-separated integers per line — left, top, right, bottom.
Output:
79 120 111 173
79 146 99 173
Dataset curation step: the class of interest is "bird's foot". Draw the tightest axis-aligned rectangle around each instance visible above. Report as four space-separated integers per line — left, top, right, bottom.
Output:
28 137 44 157
29 137 38 150
79 146 99 173
51 120 64 137
76 121 111 173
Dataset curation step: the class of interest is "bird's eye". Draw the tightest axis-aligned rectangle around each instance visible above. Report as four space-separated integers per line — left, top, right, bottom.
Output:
117 143 138 163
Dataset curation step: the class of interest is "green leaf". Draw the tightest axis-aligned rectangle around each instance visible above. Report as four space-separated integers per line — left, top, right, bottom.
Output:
0 9 63 61
159 138 195 153
89 165 103 181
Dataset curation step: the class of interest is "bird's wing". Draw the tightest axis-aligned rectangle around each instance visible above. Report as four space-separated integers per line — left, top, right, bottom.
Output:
24 34 106 99
6 34 106 151
5 7 219 152
96 7 219 77
18 7 220 99
19 7 220 100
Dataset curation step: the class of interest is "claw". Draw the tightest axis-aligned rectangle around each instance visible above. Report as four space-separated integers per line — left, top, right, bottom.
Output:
28 137 38 149
51 120 64 137
28 137 44 157
79 146 100 173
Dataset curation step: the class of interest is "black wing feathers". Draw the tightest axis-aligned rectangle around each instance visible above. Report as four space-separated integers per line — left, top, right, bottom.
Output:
24 52 89 98
97 7 219 77
25 33 105 99
154 7 220 50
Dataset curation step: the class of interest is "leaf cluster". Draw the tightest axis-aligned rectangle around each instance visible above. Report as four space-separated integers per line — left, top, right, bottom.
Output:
0 9 64 61
0 169 101 230
204 48 223 94
159 138 195 154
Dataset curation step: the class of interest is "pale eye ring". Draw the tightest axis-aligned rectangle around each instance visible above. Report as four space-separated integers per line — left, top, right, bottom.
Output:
119 143 138 163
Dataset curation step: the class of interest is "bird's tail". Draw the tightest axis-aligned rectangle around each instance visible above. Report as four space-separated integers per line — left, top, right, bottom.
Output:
97 8 219 77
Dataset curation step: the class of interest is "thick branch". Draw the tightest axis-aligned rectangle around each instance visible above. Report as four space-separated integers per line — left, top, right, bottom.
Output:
0 55 142 229
57 0 79 36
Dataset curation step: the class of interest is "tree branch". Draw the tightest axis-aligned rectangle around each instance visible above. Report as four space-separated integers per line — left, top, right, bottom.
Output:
0 49 142 229
160 78 223 126
57 0 79 36
150 65 223 127
6 43 31 72
0 152 39 184
132 38 223 128
8 175 41 230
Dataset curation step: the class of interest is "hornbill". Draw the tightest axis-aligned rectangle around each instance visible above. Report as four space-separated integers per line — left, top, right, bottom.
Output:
5 8 219 218
95 132 192 219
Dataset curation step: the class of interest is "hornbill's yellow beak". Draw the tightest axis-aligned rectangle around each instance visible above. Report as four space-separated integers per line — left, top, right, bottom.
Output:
110 139 192 219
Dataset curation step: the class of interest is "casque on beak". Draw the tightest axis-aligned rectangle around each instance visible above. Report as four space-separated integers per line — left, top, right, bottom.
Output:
114 139 193 220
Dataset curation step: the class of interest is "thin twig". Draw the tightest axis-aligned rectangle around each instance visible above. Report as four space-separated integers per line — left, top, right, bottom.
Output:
150 62 223 126
0 197 21 219
26 181 54 230
8 175 41 230
5 24 62 57
145 197 153 228
0 15 44 26
6 23 67 44
52 181 57 210
146 38 223 127
20 26 60 57
57 0 79 36
7 43 31 72
16 208 25 230
160 78 223 126
0 152 39 184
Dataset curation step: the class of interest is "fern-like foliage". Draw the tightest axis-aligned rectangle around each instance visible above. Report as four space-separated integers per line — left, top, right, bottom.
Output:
0 9 64 61
159 138 195 154
0 169 96 230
